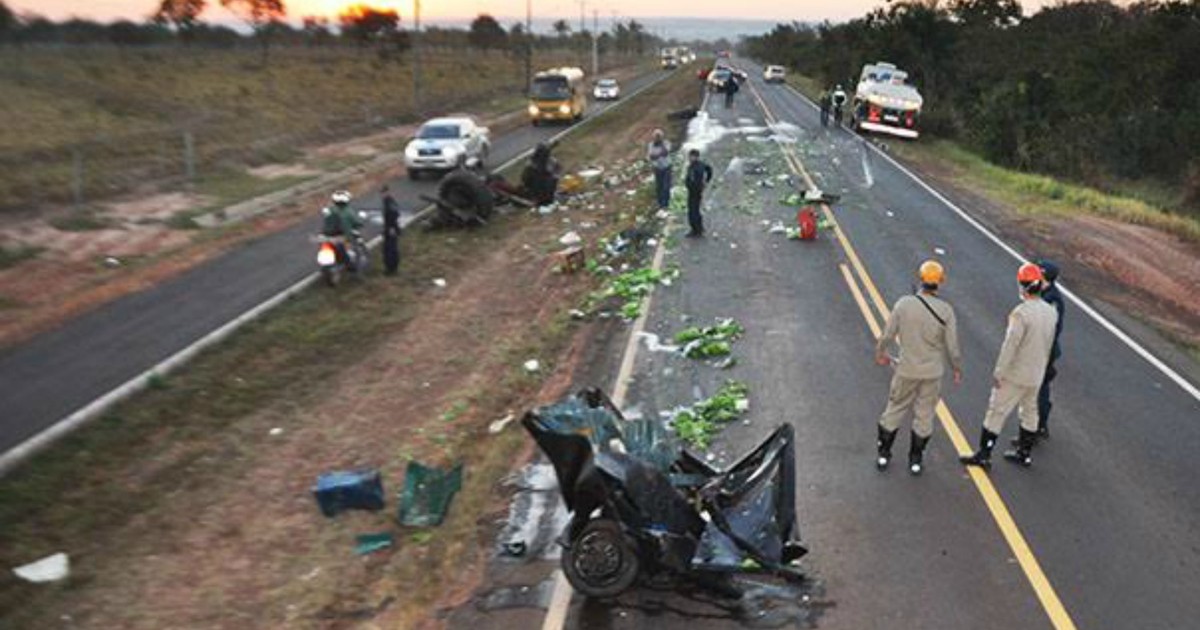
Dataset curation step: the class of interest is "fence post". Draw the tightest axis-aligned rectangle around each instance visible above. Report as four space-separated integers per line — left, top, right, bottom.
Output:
183 131 196 185
72 149 84 208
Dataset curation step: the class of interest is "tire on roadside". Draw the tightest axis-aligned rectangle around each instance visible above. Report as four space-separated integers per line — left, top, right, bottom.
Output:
561 519 640 598
438 171 494 221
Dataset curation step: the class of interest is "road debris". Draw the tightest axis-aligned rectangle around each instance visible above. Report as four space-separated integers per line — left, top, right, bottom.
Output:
432 278 447 288
313 469 386 517
12 552 70 583
488 413 516 434
523 390 805 598
675 318 745 359
558 231 582 246
523 359 540 373
670 380 751 450
397 461 463 527
354 532 394 555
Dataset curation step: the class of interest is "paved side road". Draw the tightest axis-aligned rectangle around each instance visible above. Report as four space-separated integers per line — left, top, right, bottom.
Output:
559 60 1200 630
0 69 670 461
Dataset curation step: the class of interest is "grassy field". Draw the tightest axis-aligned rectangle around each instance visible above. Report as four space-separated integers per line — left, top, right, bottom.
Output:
891 141 1200 243
0 46 645 212
0 65 699 628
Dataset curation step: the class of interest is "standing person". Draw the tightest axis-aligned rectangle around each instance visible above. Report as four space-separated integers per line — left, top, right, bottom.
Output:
723 75 740 109
819 90 831 127
647 129 673 210
960 263 1059 469
831 84 847 126
874 261 963 475
683 149 713 237
381 185 401 275
1027 259 1064 442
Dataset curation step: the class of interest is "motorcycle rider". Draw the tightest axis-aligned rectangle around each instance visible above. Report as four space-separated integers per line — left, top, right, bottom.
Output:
831 84 848 126
321 190 362 266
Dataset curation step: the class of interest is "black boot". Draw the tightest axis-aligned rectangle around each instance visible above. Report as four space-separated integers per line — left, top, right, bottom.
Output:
876 426 898 470
908 432 931 476
959 428 997 468
1011 424 1050 447
1003 428 1036 467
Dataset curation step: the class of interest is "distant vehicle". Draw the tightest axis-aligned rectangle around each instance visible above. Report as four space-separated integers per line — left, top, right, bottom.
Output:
404 116 491 179
593 78 620 100
660 50 679 69
707 68 732 92
717 50 731 59
851 61 923 139
763 65 787 84
529 67 587 125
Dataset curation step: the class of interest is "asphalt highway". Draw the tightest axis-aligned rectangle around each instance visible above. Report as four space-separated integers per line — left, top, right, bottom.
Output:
0 68 671 461
560 59 1200 630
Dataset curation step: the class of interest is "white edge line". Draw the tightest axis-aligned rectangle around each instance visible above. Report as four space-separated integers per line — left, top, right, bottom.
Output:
779 81 1200 402
541 71 706 630
0 69 679 477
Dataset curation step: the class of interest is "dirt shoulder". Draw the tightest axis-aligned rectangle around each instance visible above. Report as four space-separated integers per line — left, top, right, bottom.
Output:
890 142 1200 365
0 62 650 351
0 65 699 630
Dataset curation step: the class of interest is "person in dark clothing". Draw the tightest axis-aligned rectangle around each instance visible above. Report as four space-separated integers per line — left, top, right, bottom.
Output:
381 186 401 275
521 142 561 205
684 149 713 237
1032 260 1065 442
723 76 740 109
819 90 831 127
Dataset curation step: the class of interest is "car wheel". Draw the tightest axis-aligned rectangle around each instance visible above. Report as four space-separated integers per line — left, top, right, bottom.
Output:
561 519 639 598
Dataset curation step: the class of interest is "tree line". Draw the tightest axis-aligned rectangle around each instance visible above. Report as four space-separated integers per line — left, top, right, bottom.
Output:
742 0 1200 214
0 0 662 59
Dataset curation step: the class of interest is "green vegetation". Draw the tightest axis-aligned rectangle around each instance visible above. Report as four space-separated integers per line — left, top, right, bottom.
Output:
744 0 1200 218
589 265 681 320
675 318 745 359
0 243 42 269
47 211 112 231
896 140 1200 243
671 380 751 450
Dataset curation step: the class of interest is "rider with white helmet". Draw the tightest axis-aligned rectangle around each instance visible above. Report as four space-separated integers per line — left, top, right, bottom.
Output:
321 190 362 263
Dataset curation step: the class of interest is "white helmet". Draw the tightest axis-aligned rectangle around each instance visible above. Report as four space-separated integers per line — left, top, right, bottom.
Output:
331 190 352 205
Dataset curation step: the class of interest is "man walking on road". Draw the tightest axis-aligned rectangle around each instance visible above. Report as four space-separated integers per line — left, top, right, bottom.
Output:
819 90 831 127
874 261 963 475
381 186 401 275
961 263 1059 469
648 129 673 210
684 149 713 237
723 75 740 109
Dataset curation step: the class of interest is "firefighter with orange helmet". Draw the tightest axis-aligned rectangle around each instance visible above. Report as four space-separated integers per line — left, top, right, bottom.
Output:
961 262 1059 469
873 260 963 475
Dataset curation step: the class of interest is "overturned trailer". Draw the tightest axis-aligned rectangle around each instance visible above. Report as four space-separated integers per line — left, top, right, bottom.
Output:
523 389 806 597
851 62 924 139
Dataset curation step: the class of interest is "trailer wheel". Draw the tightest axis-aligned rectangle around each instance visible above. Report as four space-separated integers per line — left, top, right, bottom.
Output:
438 171 494 220
562 519 639 598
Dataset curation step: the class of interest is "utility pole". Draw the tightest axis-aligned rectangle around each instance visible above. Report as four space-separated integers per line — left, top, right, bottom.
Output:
579 0 586 70
525 0 532 92
591 9 598 75
412 0 422 112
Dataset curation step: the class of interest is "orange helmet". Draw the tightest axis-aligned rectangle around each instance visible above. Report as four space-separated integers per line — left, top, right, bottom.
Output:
918 260 945 286
1017 262 1044 289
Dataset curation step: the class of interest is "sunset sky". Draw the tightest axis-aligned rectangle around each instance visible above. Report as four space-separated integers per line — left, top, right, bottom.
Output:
7 0 1064 25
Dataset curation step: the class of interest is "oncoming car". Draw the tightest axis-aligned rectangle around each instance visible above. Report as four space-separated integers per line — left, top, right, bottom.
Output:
707 68 732 92
763 65 786 83
404 116 491 180
593 78 620 100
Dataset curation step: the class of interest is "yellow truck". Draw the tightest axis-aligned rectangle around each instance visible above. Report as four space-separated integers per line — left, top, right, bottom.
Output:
528 67 587 125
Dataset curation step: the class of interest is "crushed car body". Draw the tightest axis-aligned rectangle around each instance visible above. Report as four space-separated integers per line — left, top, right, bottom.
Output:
522 389 806 597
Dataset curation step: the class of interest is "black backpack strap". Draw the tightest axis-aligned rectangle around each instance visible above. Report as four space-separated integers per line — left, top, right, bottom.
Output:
914 294 947 327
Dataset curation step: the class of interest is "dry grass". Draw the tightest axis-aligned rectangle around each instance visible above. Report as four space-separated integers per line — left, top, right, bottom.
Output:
0 47 646 212
0 65 699 629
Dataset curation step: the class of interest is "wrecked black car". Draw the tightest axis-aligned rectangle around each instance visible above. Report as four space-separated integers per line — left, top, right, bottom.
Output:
522 389 806 598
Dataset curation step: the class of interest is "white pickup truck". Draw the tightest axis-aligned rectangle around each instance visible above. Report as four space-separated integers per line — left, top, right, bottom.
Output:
851 62 923 139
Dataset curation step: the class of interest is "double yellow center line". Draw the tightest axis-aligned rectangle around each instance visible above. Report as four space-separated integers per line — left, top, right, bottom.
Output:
746 79 1079 630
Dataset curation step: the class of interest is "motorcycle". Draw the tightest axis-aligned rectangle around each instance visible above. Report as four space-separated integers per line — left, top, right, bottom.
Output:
316 231 368 286
522 389 806 598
